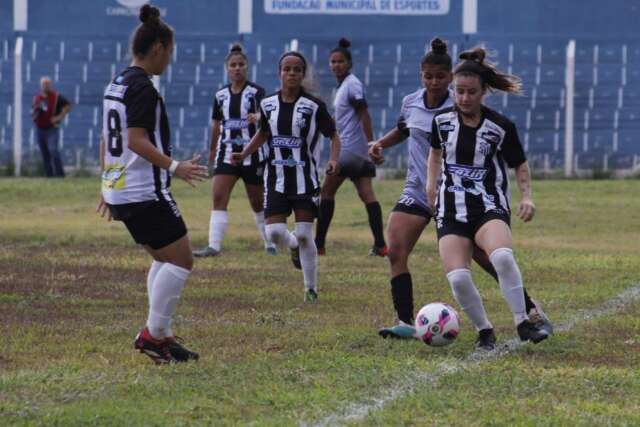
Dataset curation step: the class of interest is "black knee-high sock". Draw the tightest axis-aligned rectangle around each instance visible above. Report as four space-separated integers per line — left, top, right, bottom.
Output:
365 201 386 248
391 273 414 324
314 199 335 249
476 253 536 312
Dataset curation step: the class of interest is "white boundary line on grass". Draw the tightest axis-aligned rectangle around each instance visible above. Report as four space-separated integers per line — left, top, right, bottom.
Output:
304 284 640 427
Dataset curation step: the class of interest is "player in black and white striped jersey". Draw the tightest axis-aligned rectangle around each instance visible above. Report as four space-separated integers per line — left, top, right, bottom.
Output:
193 44 276 258
232 51 341 303
97 5 208 364
427 47 549 349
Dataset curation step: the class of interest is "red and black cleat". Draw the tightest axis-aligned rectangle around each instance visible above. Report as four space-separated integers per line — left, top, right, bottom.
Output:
134 328 176 365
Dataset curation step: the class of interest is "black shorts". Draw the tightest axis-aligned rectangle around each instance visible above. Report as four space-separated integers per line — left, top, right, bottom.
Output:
392 199 433 220
264 188 319 219
338 156 376 180
435 209 511 240
108 197 187 250
213 161 264 186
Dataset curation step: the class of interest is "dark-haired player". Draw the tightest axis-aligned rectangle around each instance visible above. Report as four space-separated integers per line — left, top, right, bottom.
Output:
97 4 207 364
371 39 552 348
193 44 275 258
314 38 387 257
232 51 341 303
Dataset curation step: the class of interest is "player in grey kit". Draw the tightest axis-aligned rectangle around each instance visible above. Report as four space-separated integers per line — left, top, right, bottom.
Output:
314 38 387 257
370 39 552 349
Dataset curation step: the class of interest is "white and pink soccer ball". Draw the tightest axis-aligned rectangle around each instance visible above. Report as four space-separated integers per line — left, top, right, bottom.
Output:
415 302 460 347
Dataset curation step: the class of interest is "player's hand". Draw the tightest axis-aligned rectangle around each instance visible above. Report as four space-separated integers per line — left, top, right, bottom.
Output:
174 154 208 187
326 160 339 176
247 113 260 125
368 141 384 165
96 194 112 222
517 197 535 222
230 152 245 166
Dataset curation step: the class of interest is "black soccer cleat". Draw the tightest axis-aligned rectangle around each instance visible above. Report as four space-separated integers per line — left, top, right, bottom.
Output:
475 328 497 351
528 299 554 336
134 328 175 365
517 319 550 344
165 336 199 362
290 246 301 269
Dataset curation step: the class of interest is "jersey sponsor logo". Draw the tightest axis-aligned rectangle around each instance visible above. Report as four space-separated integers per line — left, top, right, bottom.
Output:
102 164 126 190
448 163 488 181
438 122 455 132
223 118 249 130
272 136 303 148
272 155 305 167
222 137 249 146
480 130 501 144
296 106 313 115
263 102 277 112
447 185 481 196
105 83 127 99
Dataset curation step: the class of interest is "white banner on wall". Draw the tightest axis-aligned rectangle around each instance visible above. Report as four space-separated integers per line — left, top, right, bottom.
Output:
265 0 450 15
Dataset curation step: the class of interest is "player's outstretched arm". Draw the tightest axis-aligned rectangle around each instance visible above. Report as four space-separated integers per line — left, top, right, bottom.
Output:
231 129 268 165
514 161 535 222
368 128 407 165
128 127 208 187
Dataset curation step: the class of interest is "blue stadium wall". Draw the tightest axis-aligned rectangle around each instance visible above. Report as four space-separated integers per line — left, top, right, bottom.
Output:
17 0 638 38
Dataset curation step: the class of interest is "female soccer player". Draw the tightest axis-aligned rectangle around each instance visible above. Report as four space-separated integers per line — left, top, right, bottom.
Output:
97 5 207 364
371 39 552 346
427 47 549 350
193 44 276 257
232 51 341 303
314 38 386 257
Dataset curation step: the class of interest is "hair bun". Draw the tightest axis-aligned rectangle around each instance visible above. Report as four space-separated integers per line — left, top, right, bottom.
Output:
229 43 244 53
430 38 448 55
338 38 351 49
459 48 485 63
139 4 160 25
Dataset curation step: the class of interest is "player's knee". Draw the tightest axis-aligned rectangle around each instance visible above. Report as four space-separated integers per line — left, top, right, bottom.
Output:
489 247 516 273
294 222 313 246
212 192 229 209
387 246 407 266
446 268 473 290
265 224 286 246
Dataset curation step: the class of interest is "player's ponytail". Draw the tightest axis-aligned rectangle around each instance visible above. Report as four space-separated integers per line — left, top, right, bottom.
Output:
455 47 522 94
131 4 174 58
225 43 248 65
420 37 452 71
330 37 353 65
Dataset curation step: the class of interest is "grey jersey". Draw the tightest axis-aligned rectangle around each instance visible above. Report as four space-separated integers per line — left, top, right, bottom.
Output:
396 88 454 209
333 73 369 159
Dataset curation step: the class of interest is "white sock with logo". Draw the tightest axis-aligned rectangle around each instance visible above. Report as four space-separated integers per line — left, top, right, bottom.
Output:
446 268 492 331
295 222 317 291
209 210 228 251
147 263 191 339
489 247 528 325
146 260 164 306
254 211 272 249
265 223 298 250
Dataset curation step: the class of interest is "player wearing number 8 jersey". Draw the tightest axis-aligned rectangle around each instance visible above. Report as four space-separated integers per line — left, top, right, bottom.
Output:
98 5 208 364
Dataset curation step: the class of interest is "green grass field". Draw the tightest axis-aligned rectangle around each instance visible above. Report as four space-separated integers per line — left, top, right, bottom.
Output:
1 178 639 426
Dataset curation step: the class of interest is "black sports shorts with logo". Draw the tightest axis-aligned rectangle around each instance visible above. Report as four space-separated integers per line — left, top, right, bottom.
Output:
435 209 511 240
108 195 187 250
264 187 319 218
213 161 265 186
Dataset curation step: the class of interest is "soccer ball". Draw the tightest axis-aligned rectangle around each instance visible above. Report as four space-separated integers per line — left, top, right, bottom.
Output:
415 302 460 347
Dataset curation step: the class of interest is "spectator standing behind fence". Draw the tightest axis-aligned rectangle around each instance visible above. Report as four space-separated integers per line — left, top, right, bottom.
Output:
32 76 72 177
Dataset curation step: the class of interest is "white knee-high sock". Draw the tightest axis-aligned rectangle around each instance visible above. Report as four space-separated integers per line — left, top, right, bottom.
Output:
146 260 165 306
209 210 228 251
489 247 528 325
147 263 191 338
295 222 317 291
447 268 492 331
265 223 298 250
254 211 273 248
